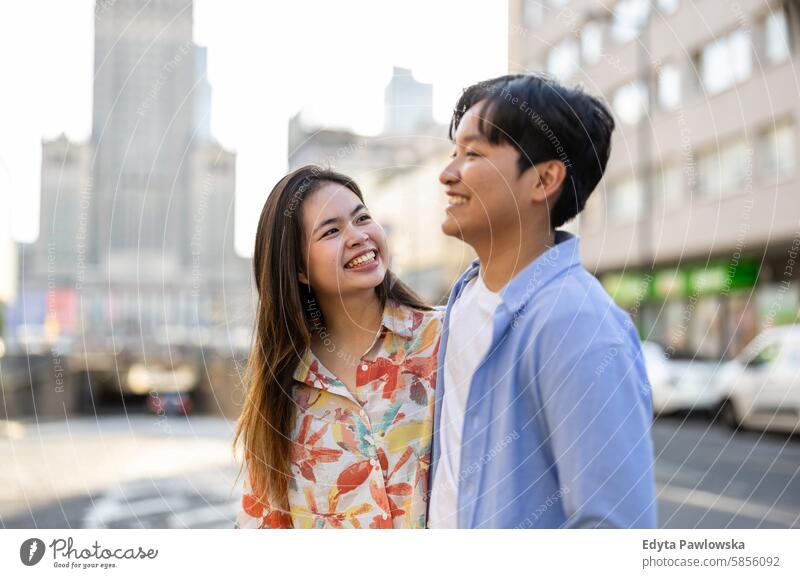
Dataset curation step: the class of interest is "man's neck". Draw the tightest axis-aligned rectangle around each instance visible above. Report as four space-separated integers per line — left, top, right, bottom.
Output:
473 228 557 293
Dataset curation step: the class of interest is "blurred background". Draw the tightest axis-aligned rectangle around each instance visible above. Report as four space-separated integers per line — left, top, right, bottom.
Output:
0 0 798 529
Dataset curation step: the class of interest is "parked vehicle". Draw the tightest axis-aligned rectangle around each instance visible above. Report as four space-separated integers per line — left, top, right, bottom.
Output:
712 325 800 434
642 342 719 415
146 391 193 416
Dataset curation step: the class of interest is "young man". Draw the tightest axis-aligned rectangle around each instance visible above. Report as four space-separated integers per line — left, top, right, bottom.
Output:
428 74 657 529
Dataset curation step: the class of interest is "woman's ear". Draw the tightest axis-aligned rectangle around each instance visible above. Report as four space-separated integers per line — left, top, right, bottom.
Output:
298 270 309 285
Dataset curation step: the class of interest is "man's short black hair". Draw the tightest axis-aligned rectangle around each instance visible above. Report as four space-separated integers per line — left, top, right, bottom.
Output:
449 74 615 229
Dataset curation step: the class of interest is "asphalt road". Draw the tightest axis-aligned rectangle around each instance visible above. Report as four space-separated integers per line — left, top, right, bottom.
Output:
2 413 798 529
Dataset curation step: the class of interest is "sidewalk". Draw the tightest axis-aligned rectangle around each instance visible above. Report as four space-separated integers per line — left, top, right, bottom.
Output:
0 415 241 524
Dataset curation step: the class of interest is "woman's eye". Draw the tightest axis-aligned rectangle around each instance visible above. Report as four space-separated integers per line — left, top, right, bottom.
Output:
466 150 480 157
357 214 371 222
322 228 338 237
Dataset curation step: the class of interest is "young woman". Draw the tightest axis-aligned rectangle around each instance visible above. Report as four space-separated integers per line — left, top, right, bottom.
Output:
233 165 443 529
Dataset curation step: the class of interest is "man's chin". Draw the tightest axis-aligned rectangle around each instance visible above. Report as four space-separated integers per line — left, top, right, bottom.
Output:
441 218 466 240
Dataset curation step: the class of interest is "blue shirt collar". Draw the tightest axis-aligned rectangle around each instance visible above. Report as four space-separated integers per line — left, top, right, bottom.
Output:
460 230 582 315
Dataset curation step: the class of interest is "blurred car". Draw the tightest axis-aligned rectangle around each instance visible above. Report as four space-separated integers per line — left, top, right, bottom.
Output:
642 342 719 415
146 391 193 416
712 325 800 434
126 359 198 396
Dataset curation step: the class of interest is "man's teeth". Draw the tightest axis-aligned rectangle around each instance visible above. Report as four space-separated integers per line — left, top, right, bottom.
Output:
345 250 377 269
448 195 468 206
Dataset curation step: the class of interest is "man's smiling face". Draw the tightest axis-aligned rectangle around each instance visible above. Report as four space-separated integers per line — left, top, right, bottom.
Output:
439 100 539 248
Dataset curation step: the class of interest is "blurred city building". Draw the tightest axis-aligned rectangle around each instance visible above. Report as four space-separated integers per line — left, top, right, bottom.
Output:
0 159 17 325
7 0 251 350
509 0 799 359
384 66 436 135
288 66 471 303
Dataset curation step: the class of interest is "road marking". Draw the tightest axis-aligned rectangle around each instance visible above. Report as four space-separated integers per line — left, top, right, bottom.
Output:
167 501 238 528
84 495 191 528
657 484 798 527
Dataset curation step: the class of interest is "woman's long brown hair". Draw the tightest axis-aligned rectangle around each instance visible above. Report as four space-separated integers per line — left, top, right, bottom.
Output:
232 165 431 515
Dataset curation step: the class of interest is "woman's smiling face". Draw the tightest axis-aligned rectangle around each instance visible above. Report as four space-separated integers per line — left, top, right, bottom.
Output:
299 182 389 298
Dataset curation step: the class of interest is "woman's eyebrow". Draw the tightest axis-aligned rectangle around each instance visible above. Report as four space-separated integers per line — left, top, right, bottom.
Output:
313 203 366 235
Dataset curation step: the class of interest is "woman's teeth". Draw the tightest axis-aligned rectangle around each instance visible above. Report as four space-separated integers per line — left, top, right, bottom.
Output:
345 250 377 269
448 195 468 206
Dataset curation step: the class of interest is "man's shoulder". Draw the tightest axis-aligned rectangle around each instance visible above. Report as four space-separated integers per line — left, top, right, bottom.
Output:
518 264 632 336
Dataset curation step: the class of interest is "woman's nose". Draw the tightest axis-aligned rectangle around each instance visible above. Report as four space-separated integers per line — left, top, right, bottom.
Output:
346 228 369 246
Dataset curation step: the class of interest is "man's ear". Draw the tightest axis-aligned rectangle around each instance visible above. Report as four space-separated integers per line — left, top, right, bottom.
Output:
530 160 567 204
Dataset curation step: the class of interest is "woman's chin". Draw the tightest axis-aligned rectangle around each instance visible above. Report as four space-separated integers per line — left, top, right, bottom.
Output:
336 266 387 292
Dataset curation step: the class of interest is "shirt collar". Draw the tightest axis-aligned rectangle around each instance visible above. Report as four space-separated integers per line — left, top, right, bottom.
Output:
458 230 581 315
500 230 581 314
292 298 415 387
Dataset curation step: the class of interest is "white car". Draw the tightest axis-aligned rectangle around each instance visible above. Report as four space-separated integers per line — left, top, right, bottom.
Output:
642 342 719 415
713 325 800 434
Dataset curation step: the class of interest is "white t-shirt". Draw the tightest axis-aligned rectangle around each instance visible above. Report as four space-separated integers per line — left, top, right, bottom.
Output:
428 271 502 528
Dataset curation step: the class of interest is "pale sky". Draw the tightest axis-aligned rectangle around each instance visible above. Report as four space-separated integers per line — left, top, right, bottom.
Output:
0 0 508 257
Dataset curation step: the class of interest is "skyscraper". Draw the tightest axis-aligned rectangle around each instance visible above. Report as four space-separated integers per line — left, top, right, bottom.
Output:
13 0 249 344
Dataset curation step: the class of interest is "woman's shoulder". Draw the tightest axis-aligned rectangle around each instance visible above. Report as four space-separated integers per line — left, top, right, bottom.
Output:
388 301 444 354
425 305 446 326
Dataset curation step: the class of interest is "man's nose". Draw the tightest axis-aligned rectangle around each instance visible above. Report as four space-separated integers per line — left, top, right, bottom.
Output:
439 160 459 185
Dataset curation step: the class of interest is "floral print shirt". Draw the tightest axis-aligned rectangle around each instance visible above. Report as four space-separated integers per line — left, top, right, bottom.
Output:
235 300 443 529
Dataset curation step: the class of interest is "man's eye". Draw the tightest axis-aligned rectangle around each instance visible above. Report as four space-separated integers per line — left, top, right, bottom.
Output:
466 150 480 157
357 214 371 222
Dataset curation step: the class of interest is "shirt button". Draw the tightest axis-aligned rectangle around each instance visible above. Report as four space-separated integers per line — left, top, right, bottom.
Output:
361 363 368 371
370 458 380 469
381 513 389 520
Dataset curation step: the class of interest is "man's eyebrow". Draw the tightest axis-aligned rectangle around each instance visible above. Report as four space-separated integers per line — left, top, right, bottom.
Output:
455 133 488 145
313 203 366 235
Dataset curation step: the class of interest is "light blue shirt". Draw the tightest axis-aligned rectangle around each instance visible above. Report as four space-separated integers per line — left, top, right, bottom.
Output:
430 231 658 528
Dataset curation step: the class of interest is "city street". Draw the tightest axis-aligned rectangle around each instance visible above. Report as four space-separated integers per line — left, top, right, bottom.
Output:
1 413 798 529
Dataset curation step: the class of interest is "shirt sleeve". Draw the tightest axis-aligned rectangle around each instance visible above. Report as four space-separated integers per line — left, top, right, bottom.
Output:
534 308 658 528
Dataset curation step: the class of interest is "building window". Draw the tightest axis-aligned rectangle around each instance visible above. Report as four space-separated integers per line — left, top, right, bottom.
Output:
611 0 650 44
697 138 750 198
758 121 796 179
522 1 544 29
608 175 643 222
763 6 791 65
581 188 604 230
700 28 753 95
654 163 682 210
697 148 719 198
581 20 604 66
656 0 679 15
547 37 580 81
718 139 750 194
613 80 649 125
657 63 681 111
